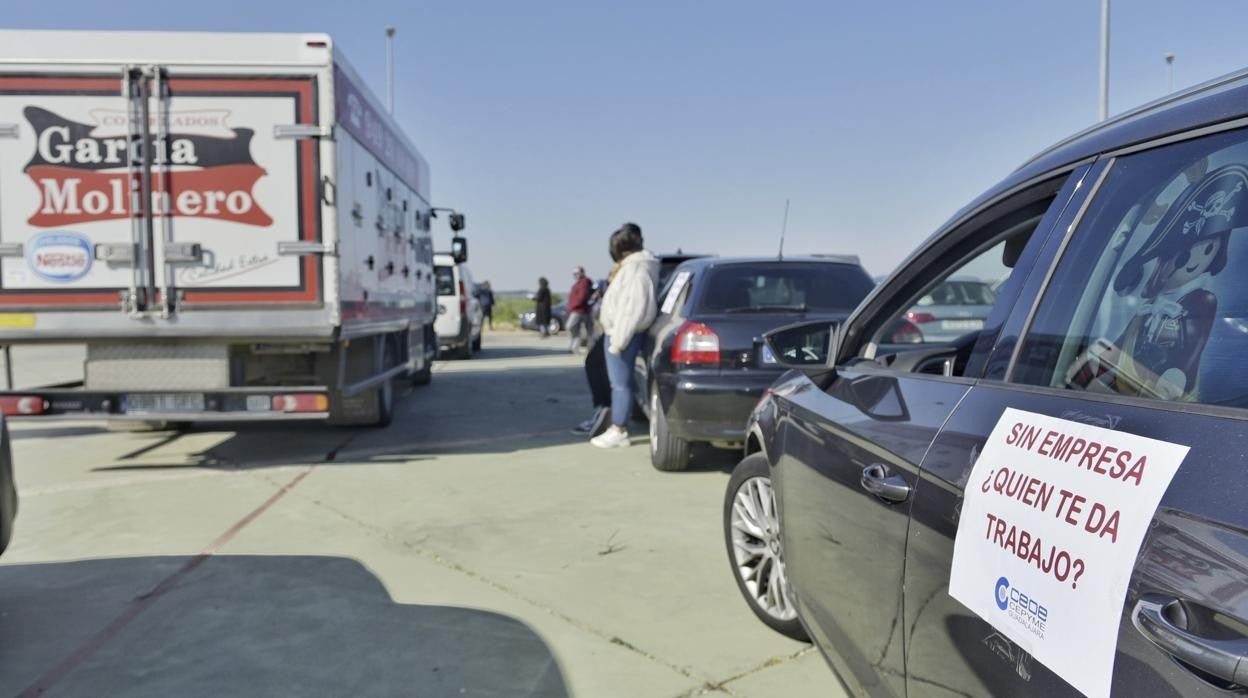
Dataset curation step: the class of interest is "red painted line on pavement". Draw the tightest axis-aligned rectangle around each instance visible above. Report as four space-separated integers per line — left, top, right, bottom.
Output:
18 467 314 697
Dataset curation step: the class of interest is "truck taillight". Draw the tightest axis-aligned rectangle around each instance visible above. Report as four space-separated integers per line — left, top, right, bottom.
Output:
272 394 330 413
671 321 720 365
0 396 46 416
458 280 467 316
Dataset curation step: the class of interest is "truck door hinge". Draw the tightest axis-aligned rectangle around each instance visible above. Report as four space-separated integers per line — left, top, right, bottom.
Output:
278 241 337 257
96 243 136 265
0 243 23 257
274 124 331 140
0 123 19 139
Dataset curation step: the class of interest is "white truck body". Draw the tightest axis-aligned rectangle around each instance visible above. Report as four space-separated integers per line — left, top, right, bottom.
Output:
0 30 445 424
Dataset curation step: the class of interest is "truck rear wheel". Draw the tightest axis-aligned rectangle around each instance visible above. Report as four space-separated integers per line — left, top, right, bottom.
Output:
376 374 395 427
411 363 432 386
327 336 398 428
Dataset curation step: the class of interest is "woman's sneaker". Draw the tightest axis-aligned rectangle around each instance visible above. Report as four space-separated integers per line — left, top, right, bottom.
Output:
590 427 630 449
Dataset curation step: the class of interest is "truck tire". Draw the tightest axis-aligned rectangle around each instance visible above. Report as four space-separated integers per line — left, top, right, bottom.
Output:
327 337 396 427
412 327 433 386
376 373 395 427
471 333 482 352
411 363 432 386
649 387 690 471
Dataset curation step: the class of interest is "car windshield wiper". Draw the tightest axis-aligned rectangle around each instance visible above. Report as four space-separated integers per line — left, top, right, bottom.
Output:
720 304 807 313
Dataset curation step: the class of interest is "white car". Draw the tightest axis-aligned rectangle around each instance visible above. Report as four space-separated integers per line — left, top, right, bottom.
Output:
433 254 483 359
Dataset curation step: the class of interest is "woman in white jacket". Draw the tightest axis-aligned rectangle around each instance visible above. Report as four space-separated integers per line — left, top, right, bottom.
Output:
591 223 659 448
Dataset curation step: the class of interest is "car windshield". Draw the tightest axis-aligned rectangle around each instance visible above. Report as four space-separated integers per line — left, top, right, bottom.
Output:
434 266 456 296
696 262 874 313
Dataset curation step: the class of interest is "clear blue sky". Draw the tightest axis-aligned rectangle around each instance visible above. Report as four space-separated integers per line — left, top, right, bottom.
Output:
13 1 1248 290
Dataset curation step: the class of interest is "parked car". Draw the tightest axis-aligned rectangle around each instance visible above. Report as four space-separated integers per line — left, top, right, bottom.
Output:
519 302 569 334
636 256 874 470
894 277 1000 343
434 254 484 359
656 252 712 297
722 73 1248 697
0 416 15 557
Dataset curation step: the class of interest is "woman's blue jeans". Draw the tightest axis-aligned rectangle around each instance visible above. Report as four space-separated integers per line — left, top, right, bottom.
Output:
604 334 643 428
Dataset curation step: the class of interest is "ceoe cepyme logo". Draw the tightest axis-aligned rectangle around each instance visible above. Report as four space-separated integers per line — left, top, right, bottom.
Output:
993 576 1048 639
995 576 1011 610
27 230 92 282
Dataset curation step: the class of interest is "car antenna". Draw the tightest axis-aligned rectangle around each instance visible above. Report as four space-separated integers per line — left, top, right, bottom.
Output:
777 199 790 261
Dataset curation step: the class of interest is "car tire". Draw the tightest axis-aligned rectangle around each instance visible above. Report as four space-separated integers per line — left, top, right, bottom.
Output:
549 317 563 334
724 452 808 642
472 333 482 352
649 387 690 471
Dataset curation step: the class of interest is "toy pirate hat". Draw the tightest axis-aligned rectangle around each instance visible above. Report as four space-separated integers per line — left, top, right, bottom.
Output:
1115 162 1248 294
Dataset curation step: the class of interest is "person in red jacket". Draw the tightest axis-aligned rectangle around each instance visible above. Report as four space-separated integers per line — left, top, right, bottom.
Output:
566 266 593 353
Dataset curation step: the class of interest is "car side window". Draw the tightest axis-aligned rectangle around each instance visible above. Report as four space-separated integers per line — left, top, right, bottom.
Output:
860 239 1020 378
880 243 1012 347
1013 127 1248 408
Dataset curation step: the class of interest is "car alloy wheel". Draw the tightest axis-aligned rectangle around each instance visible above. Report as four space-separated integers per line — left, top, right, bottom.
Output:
730 475 797 622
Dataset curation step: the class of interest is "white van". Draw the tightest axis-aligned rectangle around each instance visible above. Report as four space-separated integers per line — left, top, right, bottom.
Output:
433 254 482 359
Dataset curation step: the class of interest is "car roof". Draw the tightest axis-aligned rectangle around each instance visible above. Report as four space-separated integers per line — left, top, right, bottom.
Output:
675 255 866 272
960 67 1248 225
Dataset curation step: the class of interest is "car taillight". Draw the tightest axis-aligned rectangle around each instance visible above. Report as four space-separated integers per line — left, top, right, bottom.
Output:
0 395 46 416
272 393 330 413
890 320 924 344
906 311 936 324
458 280 467 316
671 321 720 365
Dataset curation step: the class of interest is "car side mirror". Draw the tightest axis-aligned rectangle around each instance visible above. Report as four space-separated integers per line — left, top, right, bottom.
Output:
763 320 839 372
451 236 468 263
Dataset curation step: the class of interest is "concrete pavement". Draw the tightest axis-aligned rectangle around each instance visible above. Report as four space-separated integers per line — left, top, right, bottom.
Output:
0 332 843 697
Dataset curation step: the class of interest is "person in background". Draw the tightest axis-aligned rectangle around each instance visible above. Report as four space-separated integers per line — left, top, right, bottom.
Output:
534 277 552 338
478 281 495 330
590 223 658 449
566 266 593 354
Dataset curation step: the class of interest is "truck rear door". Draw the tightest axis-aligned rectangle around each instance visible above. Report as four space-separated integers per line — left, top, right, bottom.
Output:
0 69 323 316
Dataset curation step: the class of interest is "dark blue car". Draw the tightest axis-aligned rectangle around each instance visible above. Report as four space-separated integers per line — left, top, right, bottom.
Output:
724 69 1248 696
635 256 873 471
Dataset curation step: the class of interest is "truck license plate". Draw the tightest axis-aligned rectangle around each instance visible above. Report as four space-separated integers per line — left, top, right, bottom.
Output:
124 393 206 413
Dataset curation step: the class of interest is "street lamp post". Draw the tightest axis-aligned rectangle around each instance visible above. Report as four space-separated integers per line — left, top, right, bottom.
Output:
1099 0 1110 121
1165 52 1175 94
386 26 396 115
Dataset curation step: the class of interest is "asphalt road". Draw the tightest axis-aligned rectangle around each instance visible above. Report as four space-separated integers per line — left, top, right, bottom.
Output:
0 332 841 698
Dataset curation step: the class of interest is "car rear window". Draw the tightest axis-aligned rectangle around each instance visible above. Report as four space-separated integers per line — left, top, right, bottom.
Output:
695 262 874 313
434 266 456 296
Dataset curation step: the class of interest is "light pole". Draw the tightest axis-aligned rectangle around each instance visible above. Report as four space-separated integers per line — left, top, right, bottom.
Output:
1165 52 1175 93
1099 0 1110 121
385 26 396 115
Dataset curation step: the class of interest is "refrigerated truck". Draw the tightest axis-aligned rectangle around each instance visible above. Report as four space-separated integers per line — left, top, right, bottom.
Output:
0 30 456 426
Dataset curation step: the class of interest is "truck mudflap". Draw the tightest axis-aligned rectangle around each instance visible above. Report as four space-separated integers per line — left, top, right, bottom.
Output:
0 386 330 421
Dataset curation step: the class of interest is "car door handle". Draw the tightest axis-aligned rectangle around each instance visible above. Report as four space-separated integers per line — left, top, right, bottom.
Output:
1132 594 1248 686
860 464 911 503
